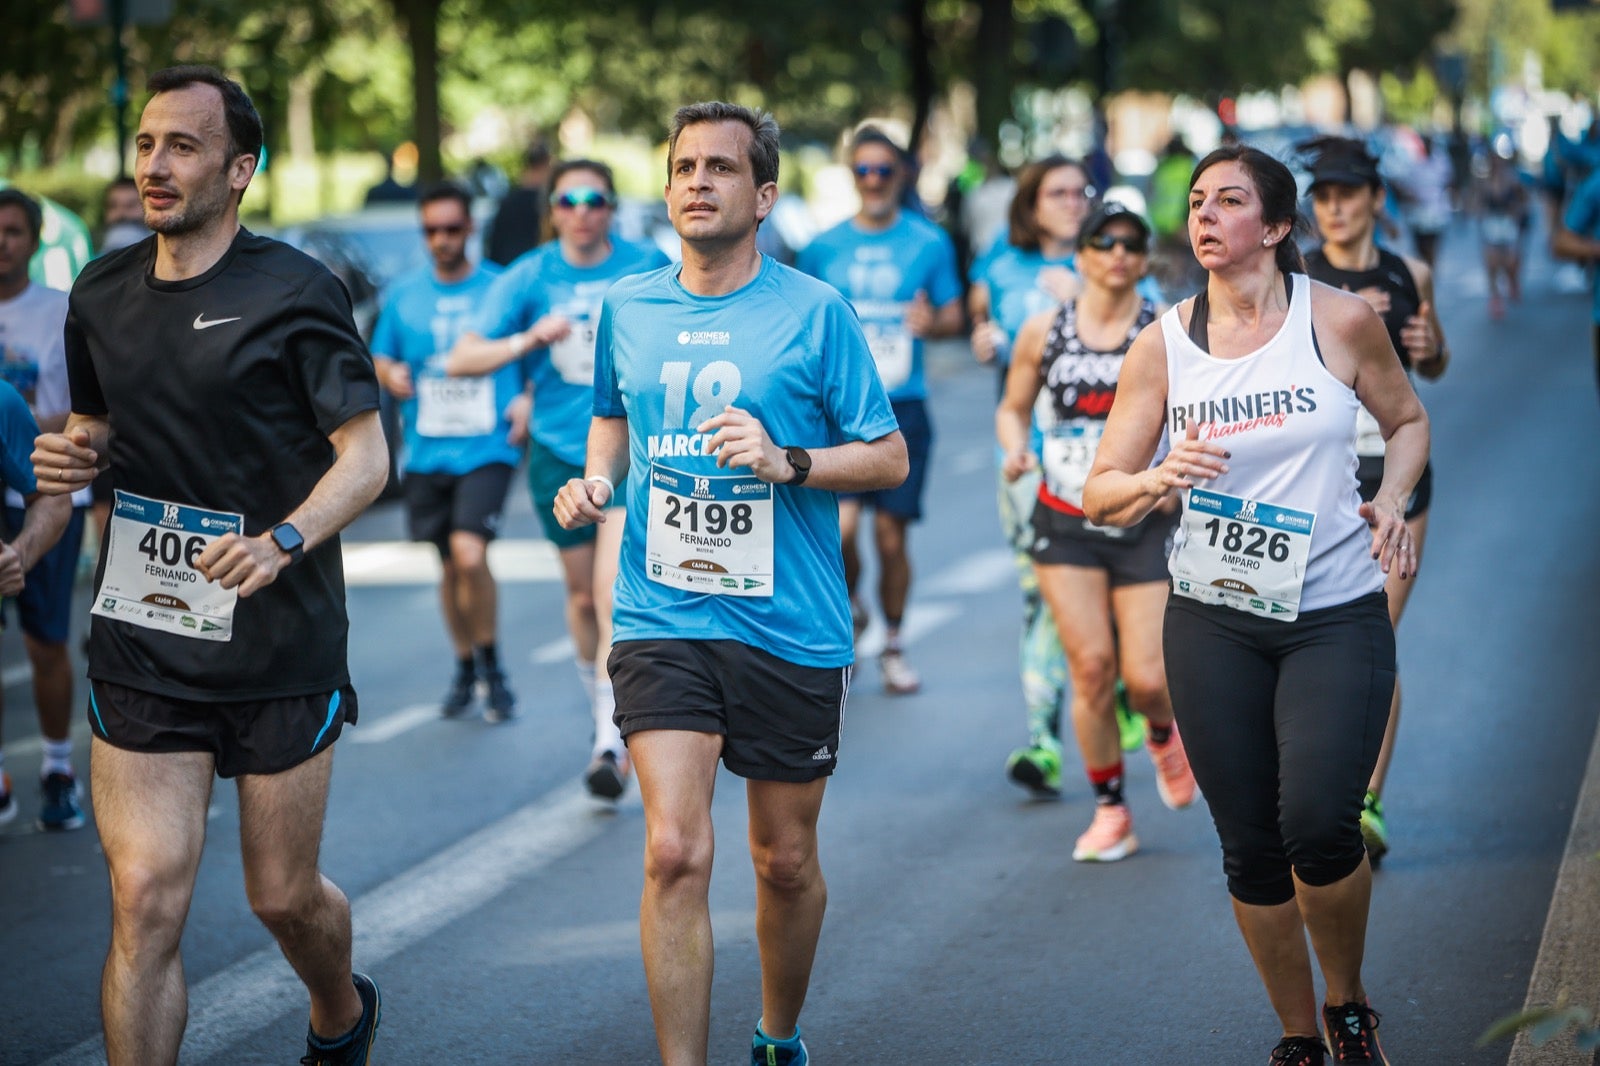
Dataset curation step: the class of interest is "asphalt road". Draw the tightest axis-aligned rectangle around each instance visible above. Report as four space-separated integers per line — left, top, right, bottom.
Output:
1 223 1596 1064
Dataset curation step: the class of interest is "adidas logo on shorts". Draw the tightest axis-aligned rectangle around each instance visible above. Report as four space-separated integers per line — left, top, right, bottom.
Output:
811 746 832 761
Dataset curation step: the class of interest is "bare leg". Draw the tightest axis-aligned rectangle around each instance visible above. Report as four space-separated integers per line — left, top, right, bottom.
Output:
631 729 723 1066
1368 511 1426 797
557 541 600 664
1036 564 1118 773
93 740 214 1066
747 776 829 1039
237 746 362 1040
438 558 472 660
1296 861 1374 1007
873 510 912 633
1232 895 1319 1039
448 531 498 649
591 510 626 753
838 499 863 602
23 634 73 745
1110 580 1174 728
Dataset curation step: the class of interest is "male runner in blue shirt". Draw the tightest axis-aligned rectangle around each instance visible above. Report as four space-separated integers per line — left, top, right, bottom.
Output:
554 102 907 1066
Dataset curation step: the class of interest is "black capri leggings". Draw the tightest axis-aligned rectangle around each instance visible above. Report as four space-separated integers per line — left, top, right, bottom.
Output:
1164 590 1395 906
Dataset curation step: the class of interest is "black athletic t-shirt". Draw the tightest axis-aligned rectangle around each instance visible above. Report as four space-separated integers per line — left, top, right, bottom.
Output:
1303 247 1421 370
65 229 380 701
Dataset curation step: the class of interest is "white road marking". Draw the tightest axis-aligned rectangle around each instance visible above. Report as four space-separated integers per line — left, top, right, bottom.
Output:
346 704 439 744
342 539 563 587
530 636 576 664
919 548 1015 597
39 783 638 1066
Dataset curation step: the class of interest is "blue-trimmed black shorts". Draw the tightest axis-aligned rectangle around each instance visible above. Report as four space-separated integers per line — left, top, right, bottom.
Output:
87 679 358 777
608 639 851 782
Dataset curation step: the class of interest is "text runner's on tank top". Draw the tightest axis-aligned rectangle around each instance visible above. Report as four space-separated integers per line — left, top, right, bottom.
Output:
1161 273 1383 621
1035 297 1158 540
1303 247 1420 459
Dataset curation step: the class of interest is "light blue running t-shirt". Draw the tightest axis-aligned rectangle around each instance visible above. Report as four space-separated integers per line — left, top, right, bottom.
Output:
796 212 961 402
475 239 671 465
370 263 521 475
595 256 899 667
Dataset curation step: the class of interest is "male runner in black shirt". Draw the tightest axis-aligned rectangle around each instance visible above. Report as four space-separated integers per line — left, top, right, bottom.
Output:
32 65 390 1066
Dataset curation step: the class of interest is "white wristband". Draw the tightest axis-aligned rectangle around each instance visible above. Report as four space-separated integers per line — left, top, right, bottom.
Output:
507 331 529 358
585 474 615 499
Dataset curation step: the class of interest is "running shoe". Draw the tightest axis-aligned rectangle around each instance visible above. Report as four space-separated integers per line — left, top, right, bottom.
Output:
751 1022 808 1066
1004 742 1062 797
38 772 85 831
440 668 476 718
1145 723 1197 810
1072 803 1138 862
1270 1035 1329 1065
1360 791 1389 865
0 773 16 827
1322 1000 1388 1065
301 972 381 1066
482 670 517 723
879 649 921 696
584 749 630 801
1114 679 1144 752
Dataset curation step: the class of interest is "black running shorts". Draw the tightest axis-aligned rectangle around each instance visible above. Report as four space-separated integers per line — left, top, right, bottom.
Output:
1357 457 1432 520
1028 502 1177 586
404 463 516 556
87 679 359 778
608 639 851 782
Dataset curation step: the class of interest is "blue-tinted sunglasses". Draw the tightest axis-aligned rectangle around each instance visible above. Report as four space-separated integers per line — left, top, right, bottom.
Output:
853 164 897 180
554 187 614 210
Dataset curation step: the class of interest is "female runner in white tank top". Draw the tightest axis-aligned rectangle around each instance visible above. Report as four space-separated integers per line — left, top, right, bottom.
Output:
1083 147 1429 1066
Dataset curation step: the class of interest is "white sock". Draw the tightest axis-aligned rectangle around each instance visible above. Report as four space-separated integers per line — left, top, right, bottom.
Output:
575 658 597 705
592 680 622 757
41 738 74 778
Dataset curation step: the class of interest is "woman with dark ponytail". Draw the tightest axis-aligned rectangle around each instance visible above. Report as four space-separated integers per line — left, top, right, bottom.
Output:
1083 146 1429 1065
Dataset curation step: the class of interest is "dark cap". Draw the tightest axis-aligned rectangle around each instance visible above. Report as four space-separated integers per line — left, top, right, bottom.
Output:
1077 200 1151 247
1301 136 1381 189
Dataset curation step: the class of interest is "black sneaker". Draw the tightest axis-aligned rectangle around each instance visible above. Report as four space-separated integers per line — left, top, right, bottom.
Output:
483 670 517 723
38 772 85 831
584 749 629 800
1322 1001 1388 1064
301 972 381 1066
441 669 476 718
1270 1035 1328 1065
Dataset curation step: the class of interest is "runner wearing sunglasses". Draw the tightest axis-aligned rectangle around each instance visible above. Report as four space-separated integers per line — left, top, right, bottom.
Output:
996 203 1196 861
448 158 670 798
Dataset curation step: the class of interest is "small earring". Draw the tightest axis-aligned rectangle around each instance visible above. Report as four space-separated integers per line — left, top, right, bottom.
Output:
1262 237 1272 247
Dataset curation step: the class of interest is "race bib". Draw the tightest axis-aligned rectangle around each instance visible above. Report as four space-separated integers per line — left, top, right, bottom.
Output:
1354 405 1385 458
91 491 244 641
417 374 496 437
645 463 773 597
1170 488 1315 621
1041 419 1103 511
550 314 598 386
863 321 913 391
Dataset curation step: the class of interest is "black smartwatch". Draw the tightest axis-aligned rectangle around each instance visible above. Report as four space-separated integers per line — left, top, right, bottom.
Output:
270 522 305 564
783 446 812 486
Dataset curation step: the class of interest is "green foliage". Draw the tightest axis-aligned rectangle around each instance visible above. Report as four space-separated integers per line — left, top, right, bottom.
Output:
1480 1003 1600 1050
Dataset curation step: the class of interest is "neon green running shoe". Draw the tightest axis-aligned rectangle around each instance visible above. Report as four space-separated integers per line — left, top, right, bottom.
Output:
1360 791 1389 865
1005 742 1062 797
1114 679 1144 752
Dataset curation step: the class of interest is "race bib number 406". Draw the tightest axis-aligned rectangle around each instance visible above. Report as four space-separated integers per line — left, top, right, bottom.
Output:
91 491 245 641
645 463 773 597
1170 488 1315 622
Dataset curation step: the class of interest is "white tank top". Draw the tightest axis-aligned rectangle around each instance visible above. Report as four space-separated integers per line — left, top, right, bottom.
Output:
1161 274 1383 616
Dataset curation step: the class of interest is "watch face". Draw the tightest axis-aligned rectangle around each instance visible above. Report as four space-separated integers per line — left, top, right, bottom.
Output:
273 524 304 552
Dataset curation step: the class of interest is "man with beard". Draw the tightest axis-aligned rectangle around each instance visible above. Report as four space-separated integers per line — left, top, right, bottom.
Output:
32 65 389 1066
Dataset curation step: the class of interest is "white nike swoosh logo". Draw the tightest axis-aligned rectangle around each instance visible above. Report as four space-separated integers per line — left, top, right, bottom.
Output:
193 314 242 330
